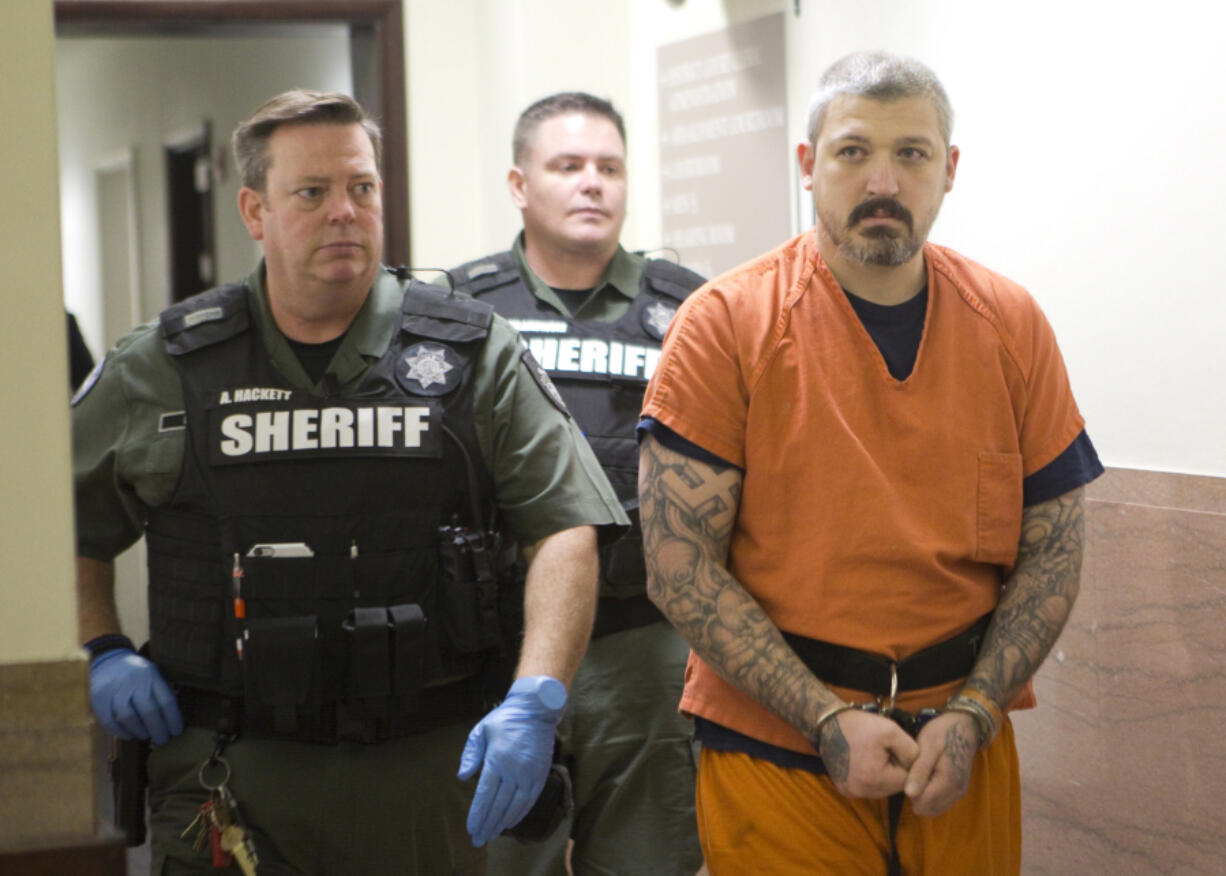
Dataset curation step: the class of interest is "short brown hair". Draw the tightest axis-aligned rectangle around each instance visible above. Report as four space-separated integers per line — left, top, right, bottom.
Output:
512 92 625 165
232 89 382 192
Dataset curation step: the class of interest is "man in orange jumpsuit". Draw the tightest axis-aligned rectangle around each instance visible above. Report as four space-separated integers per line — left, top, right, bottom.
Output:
638 51 1103 875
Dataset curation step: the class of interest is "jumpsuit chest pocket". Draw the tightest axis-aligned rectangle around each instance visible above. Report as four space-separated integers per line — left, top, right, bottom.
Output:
974 451 1023 567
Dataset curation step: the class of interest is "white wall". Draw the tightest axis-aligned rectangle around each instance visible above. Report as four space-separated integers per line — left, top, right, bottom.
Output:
57 30 352 357
405 0 1224 477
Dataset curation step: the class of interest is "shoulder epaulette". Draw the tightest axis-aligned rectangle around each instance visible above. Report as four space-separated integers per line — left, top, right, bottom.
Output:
401 279 494 343
449 251 519 296
159 284 250 356
643 259 706 301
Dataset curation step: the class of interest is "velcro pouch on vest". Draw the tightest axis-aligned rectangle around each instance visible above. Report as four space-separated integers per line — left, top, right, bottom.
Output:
243 615 317 734
389 603 427 702
347 607 392 701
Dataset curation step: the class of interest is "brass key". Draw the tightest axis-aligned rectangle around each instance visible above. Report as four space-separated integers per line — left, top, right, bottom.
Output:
180 799 214 853
212 784 260 876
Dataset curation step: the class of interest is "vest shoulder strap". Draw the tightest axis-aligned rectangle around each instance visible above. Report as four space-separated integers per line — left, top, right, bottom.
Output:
448 251 519 296
642 259 706 302
401 279 494 343
159 284 250 356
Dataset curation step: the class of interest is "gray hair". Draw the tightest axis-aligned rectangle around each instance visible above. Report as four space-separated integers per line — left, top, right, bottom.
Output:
806 51 953 146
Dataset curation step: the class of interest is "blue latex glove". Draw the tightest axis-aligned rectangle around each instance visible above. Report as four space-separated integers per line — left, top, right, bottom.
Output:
89 649 184 746
457 675 567 846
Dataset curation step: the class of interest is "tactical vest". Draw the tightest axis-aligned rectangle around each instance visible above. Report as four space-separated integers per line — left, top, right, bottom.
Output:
145 279 510 742
451 252 703 626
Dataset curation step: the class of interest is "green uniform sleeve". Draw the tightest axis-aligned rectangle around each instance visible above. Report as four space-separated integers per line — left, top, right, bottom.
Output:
472 315 629 546
71 322 186 559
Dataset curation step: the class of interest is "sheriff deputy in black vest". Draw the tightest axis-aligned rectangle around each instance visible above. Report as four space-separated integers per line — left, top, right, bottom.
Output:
447 92 706 876
73 89 628 875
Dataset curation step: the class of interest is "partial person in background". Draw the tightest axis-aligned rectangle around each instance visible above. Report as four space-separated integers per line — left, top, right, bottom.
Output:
638 52 1104 875
448 92 706 876
72 88 626 875
67 311 95 393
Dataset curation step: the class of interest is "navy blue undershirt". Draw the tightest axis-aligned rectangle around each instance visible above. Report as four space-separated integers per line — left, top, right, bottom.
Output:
844 285 929 381
636 284 1104 773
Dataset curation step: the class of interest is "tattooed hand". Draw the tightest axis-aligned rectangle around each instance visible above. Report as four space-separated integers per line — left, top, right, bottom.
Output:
819 709 919 800
903 711 979 816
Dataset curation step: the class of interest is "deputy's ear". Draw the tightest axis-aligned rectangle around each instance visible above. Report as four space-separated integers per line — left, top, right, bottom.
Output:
507 166 528 210
238 187 265 240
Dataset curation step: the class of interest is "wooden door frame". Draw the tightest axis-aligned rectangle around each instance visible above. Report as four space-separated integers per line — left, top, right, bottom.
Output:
55 0 410 266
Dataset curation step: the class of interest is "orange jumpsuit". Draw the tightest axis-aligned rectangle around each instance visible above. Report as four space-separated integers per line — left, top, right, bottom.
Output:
642 232 1087 874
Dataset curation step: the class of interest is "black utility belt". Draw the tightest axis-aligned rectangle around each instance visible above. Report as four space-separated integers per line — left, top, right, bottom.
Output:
781 612 993 700
177 676 488 745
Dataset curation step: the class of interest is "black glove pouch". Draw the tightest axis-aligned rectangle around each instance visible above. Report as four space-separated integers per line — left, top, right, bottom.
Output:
243 615 317 734
437 526 503 654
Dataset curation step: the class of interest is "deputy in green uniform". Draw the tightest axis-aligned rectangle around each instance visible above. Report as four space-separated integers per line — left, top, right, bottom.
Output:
73 90 626 875
447 92 705 876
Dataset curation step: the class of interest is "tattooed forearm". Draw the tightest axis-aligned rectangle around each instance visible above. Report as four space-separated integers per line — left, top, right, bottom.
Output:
638 434 840 737
965 487 1085 706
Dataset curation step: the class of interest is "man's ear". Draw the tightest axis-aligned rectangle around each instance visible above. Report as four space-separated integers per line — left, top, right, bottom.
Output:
945 145 960 193
796 142 816 191
507 166 528 210
238 187 265 240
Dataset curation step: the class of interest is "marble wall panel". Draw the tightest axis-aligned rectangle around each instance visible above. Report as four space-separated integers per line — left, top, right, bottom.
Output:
1014 468 1226 875
0 659 98 850
1087 467 1226 515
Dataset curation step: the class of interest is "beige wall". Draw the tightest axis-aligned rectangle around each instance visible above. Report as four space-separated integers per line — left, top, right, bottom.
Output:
0 0 78 665
0 0 96 849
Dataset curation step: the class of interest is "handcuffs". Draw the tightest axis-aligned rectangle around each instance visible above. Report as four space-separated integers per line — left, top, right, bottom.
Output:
814 661 997 747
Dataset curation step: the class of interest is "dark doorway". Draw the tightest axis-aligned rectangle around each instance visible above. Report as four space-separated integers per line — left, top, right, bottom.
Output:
164 123 215 302
54 0 409 266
